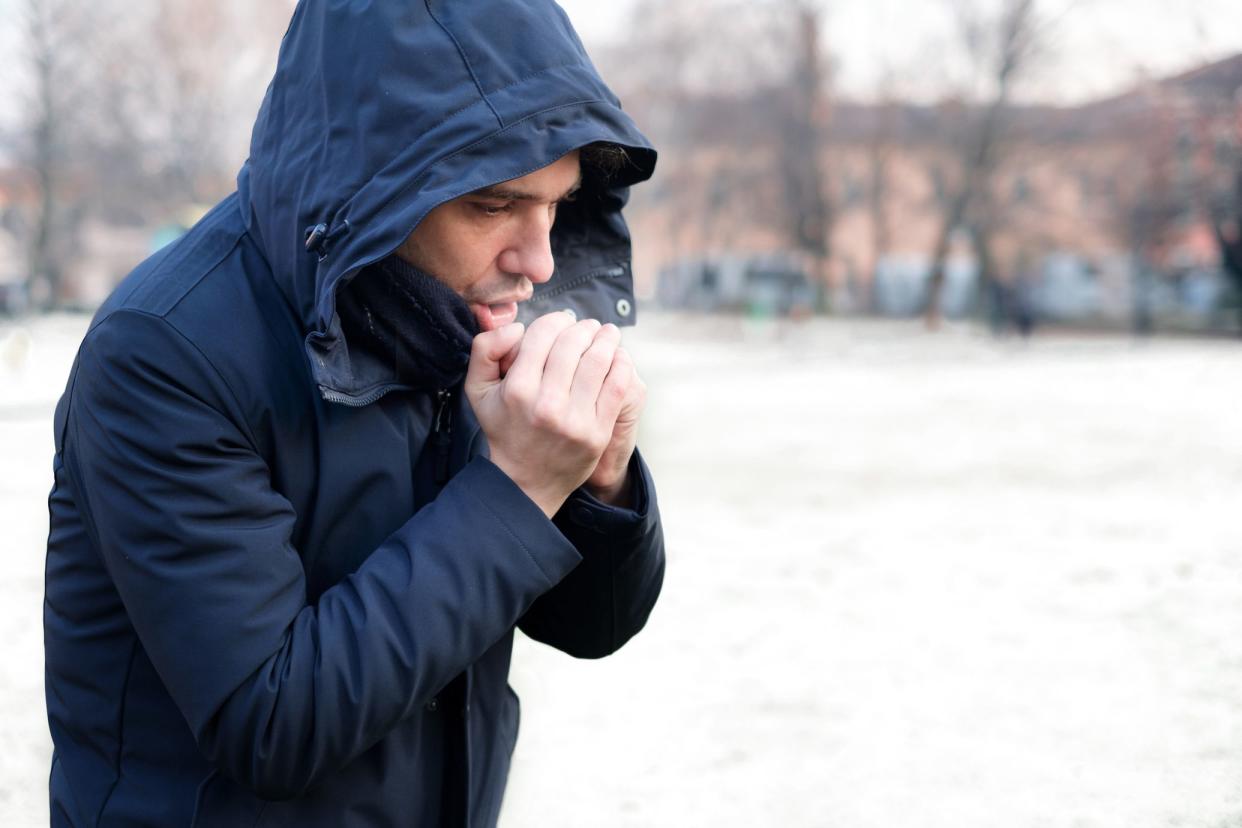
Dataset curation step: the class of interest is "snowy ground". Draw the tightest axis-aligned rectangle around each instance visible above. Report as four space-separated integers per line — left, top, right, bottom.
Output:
2 312 1241 827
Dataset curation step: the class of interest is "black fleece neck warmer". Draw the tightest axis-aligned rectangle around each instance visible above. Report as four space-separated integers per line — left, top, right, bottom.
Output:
336 254 479 391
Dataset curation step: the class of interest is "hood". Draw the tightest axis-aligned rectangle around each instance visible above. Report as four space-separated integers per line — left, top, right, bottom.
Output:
236 0 656 404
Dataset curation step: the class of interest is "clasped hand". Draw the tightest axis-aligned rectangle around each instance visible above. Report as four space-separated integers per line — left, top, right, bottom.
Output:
464 312 646 518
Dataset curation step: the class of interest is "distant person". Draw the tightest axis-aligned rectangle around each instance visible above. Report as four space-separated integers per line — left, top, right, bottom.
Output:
1214 214 1242 332
1012 272 1037 338
43 2 665 826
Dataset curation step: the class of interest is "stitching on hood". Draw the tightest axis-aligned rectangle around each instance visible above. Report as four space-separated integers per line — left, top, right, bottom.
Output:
416 62 603 142
424 0 503 128
479 61 593 100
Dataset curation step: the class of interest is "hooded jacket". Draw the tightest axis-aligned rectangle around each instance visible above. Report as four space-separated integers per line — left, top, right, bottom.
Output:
43 2 664 826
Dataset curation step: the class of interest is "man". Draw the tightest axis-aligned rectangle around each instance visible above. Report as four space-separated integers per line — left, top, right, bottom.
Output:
43 2 664 826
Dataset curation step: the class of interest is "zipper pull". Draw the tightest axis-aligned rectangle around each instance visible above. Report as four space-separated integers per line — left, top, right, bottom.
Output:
432 389 453 485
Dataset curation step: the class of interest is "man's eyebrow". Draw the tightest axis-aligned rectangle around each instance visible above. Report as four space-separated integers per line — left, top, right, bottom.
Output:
471 176 582 202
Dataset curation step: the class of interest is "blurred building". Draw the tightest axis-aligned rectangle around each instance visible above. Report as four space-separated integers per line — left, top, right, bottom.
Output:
635 53 1242 328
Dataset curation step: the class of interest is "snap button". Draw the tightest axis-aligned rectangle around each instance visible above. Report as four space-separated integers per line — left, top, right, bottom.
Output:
615 298 632 318
425 697 438 712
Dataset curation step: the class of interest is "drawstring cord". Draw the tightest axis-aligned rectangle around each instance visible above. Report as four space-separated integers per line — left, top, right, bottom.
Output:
304 219 351 261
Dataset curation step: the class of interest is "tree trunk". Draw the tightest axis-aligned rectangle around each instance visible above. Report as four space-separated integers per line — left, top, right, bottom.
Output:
923 0 1036 329
27 0 63 310
781 4 832 305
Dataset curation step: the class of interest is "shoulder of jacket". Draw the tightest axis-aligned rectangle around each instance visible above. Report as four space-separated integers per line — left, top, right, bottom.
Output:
95 196 248 325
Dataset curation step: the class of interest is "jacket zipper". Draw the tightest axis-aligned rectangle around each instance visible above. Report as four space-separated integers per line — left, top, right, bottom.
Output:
432 388 453 485
319 384 402 407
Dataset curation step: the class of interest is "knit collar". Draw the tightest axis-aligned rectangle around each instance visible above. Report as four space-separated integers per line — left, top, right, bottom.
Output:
334 255 478 393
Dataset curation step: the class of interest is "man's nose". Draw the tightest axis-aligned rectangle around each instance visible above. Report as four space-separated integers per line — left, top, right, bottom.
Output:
497 211 555 284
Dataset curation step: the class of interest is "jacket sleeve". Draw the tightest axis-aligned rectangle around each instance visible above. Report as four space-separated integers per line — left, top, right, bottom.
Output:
60 310 584 800
517 449 666 658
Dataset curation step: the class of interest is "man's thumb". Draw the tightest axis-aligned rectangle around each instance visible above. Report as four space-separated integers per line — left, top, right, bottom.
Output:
466 322 524 389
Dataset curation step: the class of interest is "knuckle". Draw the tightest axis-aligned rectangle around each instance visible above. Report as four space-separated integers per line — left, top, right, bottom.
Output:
531 398 562 429
567 319 602 345
604 379 628 404
582 347 613 374
502 380 534 409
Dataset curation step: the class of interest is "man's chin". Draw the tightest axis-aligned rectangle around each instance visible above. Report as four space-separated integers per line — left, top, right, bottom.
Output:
472 302 520 332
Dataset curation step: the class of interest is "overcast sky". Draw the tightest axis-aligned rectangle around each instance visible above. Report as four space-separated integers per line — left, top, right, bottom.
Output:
557 0 1242 104
1 0 1240 141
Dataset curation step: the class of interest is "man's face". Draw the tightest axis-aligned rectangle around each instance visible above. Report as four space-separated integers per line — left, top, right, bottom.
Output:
396 150 582 332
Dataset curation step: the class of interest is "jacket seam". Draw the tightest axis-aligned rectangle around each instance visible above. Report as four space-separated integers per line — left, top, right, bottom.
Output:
87 309 264 455
94 639 139 826
158 229 246 320
394 53 590 149
481 61 592 101
424 0 503 128
87 214 244 338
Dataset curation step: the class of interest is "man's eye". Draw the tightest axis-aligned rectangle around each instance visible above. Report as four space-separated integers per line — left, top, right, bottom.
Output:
474 202 509 217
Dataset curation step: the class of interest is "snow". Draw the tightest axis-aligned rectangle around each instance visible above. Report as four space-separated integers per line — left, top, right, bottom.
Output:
2 312 1241 826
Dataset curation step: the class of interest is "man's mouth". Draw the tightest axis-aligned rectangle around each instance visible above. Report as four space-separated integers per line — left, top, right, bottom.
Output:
472 301 520 332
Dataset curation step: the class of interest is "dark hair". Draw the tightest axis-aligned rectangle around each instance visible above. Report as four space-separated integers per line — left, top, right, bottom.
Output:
579 141 630 184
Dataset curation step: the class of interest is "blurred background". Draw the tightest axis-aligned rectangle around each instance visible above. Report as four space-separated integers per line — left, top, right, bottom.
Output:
2 0 1242 330
2 1 1242 826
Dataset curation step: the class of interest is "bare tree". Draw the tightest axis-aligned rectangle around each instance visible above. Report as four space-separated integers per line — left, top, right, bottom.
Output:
600 0 796 265
17 0 104 308
923 0 1043 328
777 1 832 305
864 71 904 313
1101 88 1189 334
605 0 835 304
12 1 290 309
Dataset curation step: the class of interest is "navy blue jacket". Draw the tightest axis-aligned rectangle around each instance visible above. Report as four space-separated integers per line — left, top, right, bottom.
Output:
43 2 663 825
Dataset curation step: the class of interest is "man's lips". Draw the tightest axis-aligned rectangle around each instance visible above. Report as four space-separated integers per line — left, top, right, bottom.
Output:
472 301 520 332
